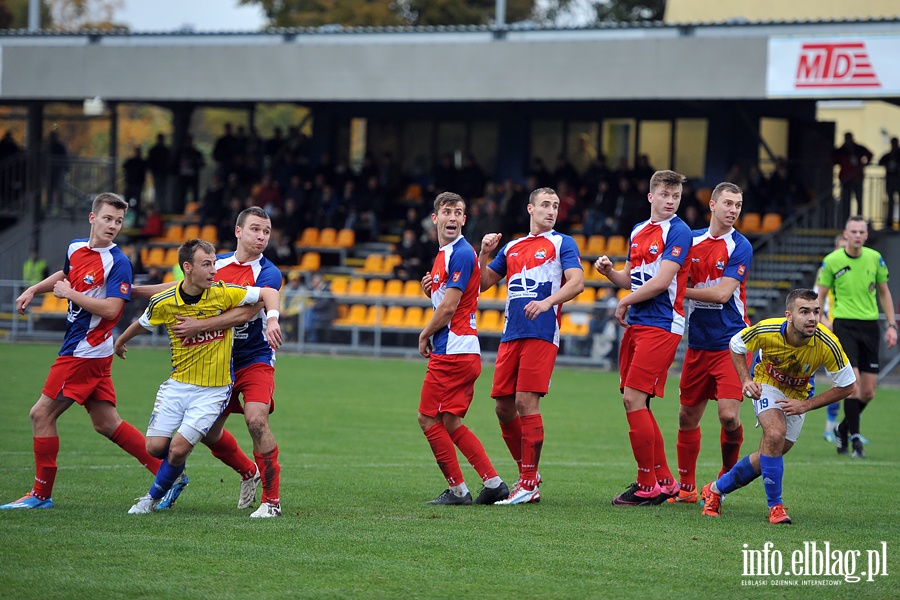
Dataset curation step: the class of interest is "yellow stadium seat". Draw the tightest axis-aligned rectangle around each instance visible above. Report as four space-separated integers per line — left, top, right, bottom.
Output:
617 288 631 300
586 235 607 256
330 277 349 295
347 278 367 296
318 228 337 247
560 313 590 336
383 305 406 328
480 310 503 332
384 279 404 297
571 234 587 255
145 247 166 268
361 254 384 274
605 235 627 256
575 287 596 305
298 228 319 247
298 252 321 271
364 305 384 326
581 259 600 281
403 279 424 297
182 224 200 240
199 224 218 244
383 255 402 272
339 304 368 326
163 247 180 269
336 228 355 248
404 306 425 328
366 279 385 296
163 271 175 283
495 285 507 302
740 213 761 233
760 212 782 233
480 285 497 301
165 224 184 243
696 187 712 204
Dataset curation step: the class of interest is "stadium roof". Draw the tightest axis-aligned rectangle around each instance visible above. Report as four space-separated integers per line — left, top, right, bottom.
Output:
1 19 898 103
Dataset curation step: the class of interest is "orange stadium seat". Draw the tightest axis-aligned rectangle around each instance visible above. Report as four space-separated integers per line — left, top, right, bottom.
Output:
480 310 503 333
404 306 424 328
384 279 404 297
383 306 406 328
182 224 200 240
361 254 384 274
199 225 218 244
366 279 386 296
403 279 424 297
740 213 761 234
479 285 497 301
364 305 385 326
164 223 184 243
144 247 166 268
336 228 355 248
586 235 607 256
318 228 337 247
760 213 782 233
330 277 349 295
298 252 321 271
571 234 587 255
298 228 319 247
605 235 627 256
339 304 367 326
347 278 367 296
163 247 180 268
574 286 596 305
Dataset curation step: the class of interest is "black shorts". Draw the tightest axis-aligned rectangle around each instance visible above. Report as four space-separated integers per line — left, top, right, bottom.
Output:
833 319 880 373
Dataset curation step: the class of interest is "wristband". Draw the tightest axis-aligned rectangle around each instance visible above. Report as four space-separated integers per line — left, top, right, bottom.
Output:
889 323 898 330
266 309 280 320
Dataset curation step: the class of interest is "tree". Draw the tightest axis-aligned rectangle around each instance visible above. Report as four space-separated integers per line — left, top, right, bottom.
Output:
590 0 664 22
0 0 53 29
45 0 124 30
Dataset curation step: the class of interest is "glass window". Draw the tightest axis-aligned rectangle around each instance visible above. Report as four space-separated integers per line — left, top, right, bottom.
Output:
602 119 636 170
638 120 672 172
674 119 708 180
349 118 367 173
759 118 789 176
470 121 499 178
567 121 600 176
531 119 564 166
437 121 467 167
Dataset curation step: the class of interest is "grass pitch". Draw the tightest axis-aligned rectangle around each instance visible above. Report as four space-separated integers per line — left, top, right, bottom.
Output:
0 343 898 599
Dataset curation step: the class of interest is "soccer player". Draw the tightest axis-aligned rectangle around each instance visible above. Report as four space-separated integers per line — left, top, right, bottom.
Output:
1 193 163 510
670 182 752 503
135 206 286 517
417 192 509 505
478 187 584 505
594 170 691 506
701 288 856 525
816 216 897 458
114 239 281 514
816 232 847 443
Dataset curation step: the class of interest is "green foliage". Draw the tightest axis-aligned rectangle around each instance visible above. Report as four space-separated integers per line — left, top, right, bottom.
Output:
1 343 898 598
592 0 665 23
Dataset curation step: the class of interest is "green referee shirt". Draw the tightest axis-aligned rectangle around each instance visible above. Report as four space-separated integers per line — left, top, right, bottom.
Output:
817 247 890 321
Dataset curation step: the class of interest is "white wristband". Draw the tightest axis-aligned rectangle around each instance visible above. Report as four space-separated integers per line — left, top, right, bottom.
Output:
266 309 280 320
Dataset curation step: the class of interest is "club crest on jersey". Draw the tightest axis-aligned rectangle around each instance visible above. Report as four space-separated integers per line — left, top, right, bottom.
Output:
671 246 683 257
716 258 725 270
737 264 746 276
534 248 547 260
120 282 130 295
649 243 659 255
433 274 440 284
83 272 95 285
452 271 461 282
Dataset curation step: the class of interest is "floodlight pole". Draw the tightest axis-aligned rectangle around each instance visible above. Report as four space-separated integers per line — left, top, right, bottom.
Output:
28 0 40 30
496 0 506 26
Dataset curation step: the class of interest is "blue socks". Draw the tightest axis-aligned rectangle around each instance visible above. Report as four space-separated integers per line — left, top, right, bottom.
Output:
716 454 759 494
826 401 840 421
759 454 784 507
149 459 185 500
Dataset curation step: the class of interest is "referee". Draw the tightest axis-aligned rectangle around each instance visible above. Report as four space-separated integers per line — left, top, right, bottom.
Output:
817 216 898 458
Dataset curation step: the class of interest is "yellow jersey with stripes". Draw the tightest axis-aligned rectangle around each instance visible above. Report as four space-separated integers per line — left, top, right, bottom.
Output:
729 318 855 401
139 281 261 387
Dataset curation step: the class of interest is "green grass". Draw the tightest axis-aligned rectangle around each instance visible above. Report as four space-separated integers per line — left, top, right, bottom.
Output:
0 343 898 599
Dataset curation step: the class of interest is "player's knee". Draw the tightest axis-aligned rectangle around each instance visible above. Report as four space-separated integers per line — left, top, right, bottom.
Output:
677 408 701 430
146 439 168 457
495 401 517 423
719 414 741 431
245 414 270 440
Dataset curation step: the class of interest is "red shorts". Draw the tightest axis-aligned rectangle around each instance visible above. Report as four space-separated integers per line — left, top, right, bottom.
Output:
419 353 482 418
679 348 745 406
619 325 681 398
491 338 558 399
42 355 117 407
225 362 276 415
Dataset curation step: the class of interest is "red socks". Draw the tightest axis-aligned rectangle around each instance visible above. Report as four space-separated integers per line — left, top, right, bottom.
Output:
254 445 281 505
424 423 463 486
110 421 163 474
626 409 657 490
450 426 498 482
649 411 674 485
32 436 59 500
676 427 702 491
720 425 744 475
519 414 544 489
499 417 523 473
208 429 257 480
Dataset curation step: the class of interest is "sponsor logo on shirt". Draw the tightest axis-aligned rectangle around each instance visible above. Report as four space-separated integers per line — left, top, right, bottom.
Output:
508 267 540 300
765 362 810 388
182 329 226 347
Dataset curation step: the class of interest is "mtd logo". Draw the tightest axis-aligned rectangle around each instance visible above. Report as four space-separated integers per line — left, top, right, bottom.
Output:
795 42 880 89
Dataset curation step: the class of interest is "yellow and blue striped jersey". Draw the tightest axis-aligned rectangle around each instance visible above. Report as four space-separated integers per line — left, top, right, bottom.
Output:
730 318 855 400
139 281 261 387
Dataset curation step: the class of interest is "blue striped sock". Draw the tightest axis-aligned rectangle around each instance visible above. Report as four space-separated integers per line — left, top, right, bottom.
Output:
759 454 784 507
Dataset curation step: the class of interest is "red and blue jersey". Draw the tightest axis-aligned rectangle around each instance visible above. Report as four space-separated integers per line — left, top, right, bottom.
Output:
215 252 283 371
60 239 133 358
626 216 692 335
429 235 480 355
686 227 753 351
488 230 582 346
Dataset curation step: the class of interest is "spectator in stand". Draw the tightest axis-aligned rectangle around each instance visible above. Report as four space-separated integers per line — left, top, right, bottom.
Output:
572 133 598 176
46 130 69 209
743 164 769 216
354 175 383 243
263 229 297 267
218 197 244 248
614 177 646 237
303 274 337 343
401 206 424 238
676 179 701 222
459 153 487 202
212 123 238 178
199 173 225 227
879 137 900 231
832 132 873 223
394 227 427 281
0 129 21 163
122 146 148 217
767 159 807 218
138 204 164 240
280 271 305 343
274 197 302 245
432 153 458 195
147 134 172 212
174 135 205 213
252 172 282 218
555 180 579 230
528 157 553 190
583 179 617 237
554 153 580 191
0 130 23 207
314 184 343 229
379 151 405 213
632 154 655 185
